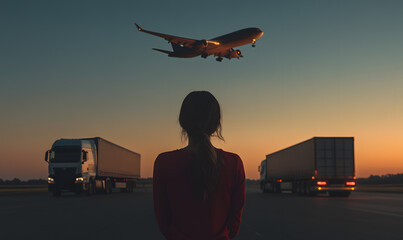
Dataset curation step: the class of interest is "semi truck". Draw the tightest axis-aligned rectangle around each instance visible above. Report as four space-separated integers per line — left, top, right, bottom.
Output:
45 137 140 196
259 137 355 197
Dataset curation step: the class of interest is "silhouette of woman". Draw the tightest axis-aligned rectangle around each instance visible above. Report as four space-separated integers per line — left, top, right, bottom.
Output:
153 91 245 240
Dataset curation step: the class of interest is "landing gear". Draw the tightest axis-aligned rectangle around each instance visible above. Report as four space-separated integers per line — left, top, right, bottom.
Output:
201 53 208 59
216 57 223 62
252 38 256 47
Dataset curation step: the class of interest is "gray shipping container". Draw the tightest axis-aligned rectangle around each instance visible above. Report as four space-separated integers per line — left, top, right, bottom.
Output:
266 137 355 181
93 137 141 179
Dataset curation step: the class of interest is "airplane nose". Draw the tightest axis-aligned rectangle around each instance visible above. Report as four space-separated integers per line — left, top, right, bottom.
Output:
256 29 264 38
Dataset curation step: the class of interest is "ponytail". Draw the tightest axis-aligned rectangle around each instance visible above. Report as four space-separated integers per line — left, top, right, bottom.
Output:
189 132 221 199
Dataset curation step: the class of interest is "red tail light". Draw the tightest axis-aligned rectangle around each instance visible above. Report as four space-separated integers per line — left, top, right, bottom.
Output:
317 181 327 186
346 181 356 186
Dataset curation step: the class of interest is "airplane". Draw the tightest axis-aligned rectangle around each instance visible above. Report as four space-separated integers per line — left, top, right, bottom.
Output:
134 23 263 62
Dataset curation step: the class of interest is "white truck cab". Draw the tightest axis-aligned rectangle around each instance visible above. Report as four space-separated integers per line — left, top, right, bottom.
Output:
45 139 96 196
45 137 140 197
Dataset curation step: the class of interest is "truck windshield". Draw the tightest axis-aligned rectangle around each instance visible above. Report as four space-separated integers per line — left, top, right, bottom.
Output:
50 148 81 163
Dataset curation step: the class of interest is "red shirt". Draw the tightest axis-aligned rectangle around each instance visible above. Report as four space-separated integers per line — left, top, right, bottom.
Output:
153 149 245 240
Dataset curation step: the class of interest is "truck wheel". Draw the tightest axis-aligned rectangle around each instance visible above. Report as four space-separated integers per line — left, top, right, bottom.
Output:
87 179 96 195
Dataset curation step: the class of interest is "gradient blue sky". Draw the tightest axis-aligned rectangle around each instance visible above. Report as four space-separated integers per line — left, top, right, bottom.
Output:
1 0 402 180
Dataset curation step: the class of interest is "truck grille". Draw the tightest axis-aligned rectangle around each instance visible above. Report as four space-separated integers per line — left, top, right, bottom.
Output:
54 168 76 186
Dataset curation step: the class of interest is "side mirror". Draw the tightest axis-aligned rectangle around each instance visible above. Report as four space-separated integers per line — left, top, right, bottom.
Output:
45 150 49 162
82 150 88 163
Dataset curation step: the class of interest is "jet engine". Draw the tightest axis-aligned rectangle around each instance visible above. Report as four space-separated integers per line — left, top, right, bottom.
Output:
193 39 209 51
201 39 208 47
226 49 243 59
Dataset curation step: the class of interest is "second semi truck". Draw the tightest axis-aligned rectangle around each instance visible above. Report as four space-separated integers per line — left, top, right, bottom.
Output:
259 137 355 197
45 137 140 196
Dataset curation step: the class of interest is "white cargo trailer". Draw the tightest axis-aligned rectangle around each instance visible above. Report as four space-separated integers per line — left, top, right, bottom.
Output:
259 137 355 197
45 137 140 196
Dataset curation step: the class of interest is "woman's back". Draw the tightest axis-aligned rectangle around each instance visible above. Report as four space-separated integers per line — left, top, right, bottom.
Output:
153 148 245 240
153 91 245 239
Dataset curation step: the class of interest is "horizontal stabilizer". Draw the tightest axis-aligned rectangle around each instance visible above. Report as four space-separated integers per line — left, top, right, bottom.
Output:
152 48 173 55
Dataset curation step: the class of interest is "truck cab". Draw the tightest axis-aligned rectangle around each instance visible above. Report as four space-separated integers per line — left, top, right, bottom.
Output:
258 160 267 191
45 139 96 196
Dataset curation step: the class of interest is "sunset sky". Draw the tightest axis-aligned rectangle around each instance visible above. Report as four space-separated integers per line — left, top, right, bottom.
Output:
1 0 402 180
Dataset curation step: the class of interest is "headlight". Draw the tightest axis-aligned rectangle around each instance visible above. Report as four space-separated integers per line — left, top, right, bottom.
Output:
75 177 84 183
47 177 55 184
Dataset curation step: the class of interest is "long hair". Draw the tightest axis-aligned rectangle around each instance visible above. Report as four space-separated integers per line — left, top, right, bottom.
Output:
179 91 224 199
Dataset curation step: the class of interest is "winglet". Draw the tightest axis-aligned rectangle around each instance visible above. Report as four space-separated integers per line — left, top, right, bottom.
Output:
134 23 142 31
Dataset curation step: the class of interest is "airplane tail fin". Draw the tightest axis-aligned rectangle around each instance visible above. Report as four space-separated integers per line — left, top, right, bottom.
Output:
152 48 173 55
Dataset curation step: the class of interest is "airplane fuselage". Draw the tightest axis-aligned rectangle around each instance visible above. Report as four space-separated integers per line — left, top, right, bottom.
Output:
135 23 263 61
205 28 263 56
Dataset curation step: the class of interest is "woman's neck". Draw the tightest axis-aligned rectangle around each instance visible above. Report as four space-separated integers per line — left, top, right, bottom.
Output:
184 137 217 157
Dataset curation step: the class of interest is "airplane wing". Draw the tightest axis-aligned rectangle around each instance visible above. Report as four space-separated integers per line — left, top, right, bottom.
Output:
135 23 198 48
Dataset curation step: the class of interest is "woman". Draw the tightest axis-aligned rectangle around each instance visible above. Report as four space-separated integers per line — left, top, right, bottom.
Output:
153 91 245 240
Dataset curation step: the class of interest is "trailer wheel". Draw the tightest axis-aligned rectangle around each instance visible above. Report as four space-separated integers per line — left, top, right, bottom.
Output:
101 180 106 194
105 179 112 194
87 179 96 195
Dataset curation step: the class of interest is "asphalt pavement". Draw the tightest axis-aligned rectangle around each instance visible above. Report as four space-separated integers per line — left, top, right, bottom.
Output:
0 188 402 240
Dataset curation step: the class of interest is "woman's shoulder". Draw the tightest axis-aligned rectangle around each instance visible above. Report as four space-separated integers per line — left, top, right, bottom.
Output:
218 149 243 164
156 149 183 160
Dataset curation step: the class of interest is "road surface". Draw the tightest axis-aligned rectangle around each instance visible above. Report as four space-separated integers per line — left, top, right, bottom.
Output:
0 188 402 240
